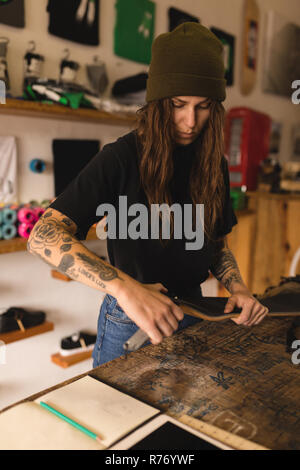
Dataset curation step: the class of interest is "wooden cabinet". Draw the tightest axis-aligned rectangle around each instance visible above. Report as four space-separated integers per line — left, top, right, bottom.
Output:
218 209 256 296
219 192 300 296
247 192 300 294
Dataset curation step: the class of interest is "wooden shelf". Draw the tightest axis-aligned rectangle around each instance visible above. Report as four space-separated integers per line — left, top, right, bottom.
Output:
0 98 137 126
0 226 98 255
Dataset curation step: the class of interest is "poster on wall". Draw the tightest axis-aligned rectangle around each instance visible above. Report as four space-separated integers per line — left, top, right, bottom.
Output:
210 27 235 86
262 10 300 98
0 0 25 28
168 7 200 32
47 0 100 46
114 0 155 65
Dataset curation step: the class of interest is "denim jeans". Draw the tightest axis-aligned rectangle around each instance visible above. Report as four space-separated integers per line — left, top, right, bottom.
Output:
92 290 202 367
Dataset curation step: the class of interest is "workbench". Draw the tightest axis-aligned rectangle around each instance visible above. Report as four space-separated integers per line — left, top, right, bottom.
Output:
1 316 300 450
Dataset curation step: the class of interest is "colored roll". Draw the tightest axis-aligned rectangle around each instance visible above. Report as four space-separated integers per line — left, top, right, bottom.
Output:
18 207 37 224
29 159 46 174
18 223 34 239
2 224 17 240
33 207 45 219
3 208 17 225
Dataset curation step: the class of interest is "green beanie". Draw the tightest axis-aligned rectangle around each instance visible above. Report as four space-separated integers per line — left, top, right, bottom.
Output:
146 22 226 103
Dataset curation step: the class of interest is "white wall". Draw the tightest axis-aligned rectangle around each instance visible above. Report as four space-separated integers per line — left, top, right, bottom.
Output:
0 0 299 410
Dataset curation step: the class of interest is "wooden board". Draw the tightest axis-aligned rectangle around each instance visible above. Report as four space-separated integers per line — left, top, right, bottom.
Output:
0 99 136 126
89 317 300 450
179 415 268 450
51 351 93 368
248 196 286 294
0 322 54 344
241 0 259 95
51 270 72 282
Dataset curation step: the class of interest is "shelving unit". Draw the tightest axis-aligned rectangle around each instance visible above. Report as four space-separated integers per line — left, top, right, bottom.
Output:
0 98 137 126
0 226 98 255
0 98 136 255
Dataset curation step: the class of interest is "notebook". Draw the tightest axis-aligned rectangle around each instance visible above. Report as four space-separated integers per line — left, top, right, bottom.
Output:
0 376 159 450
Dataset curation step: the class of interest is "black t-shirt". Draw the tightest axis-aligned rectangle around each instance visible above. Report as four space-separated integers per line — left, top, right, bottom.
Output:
47 0 99 46
50 131 237 294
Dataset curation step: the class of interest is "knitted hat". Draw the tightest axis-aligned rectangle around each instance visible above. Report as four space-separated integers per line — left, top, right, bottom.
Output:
146 22 226 102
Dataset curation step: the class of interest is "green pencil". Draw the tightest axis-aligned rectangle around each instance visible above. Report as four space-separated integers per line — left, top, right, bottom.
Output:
39 401 103 444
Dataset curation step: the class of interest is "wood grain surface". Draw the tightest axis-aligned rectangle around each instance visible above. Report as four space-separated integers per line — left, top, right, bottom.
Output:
89 317 300 450
1 317 299 450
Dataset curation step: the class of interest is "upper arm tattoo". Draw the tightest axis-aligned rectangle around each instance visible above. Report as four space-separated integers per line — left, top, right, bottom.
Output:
27 210 79 254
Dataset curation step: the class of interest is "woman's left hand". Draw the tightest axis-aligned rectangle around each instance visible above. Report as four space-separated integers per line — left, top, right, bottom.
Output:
224 292 269 326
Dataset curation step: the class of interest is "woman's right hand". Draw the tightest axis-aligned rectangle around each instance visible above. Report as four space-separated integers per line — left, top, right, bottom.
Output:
115 279 184 345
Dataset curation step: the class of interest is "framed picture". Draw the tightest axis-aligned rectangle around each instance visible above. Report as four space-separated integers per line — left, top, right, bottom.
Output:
210 27 235 86
114 0 155 65
168 7 200 32
262 10 300 98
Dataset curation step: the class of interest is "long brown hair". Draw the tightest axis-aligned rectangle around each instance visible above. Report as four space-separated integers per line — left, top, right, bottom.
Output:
135 98 226 244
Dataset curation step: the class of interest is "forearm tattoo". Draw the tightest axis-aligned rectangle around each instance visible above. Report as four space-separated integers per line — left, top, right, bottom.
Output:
210 240 244 293
27 210 123 288
76 252 123 283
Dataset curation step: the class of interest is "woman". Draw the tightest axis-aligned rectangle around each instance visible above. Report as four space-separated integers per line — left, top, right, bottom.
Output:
28 23 268 366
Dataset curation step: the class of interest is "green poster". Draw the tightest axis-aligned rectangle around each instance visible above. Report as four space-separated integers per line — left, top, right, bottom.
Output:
114 0 155 64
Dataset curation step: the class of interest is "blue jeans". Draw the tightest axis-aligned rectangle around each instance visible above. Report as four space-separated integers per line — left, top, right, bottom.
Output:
92 291 202 367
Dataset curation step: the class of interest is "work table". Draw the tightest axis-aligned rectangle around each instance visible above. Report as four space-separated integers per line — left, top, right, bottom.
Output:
2 316 300 450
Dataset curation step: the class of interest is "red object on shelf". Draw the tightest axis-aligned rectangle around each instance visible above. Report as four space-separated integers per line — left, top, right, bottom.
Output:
224 107 271 190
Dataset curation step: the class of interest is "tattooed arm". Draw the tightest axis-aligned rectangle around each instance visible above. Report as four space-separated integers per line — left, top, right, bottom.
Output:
27 208 125 295
210 237 268 326
27 208 184 343
210 237 250 296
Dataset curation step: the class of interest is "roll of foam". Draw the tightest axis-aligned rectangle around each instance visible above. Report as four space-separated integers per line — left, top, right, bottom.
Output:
2 224 17 240
33 207 45 220
29 159 46 174
3 208 17 225
18 223 34 239
18 207 37 224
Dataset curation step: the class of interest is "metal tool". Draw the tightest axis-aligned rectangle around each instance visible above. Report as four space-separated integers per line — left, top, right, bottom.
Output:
123 328 149 354
123 293 180 357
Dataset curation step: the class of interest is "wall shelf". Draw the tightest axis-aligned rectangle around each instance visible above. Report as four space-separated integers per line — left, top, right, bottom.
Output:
0 98 137 126
0 226 98 255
